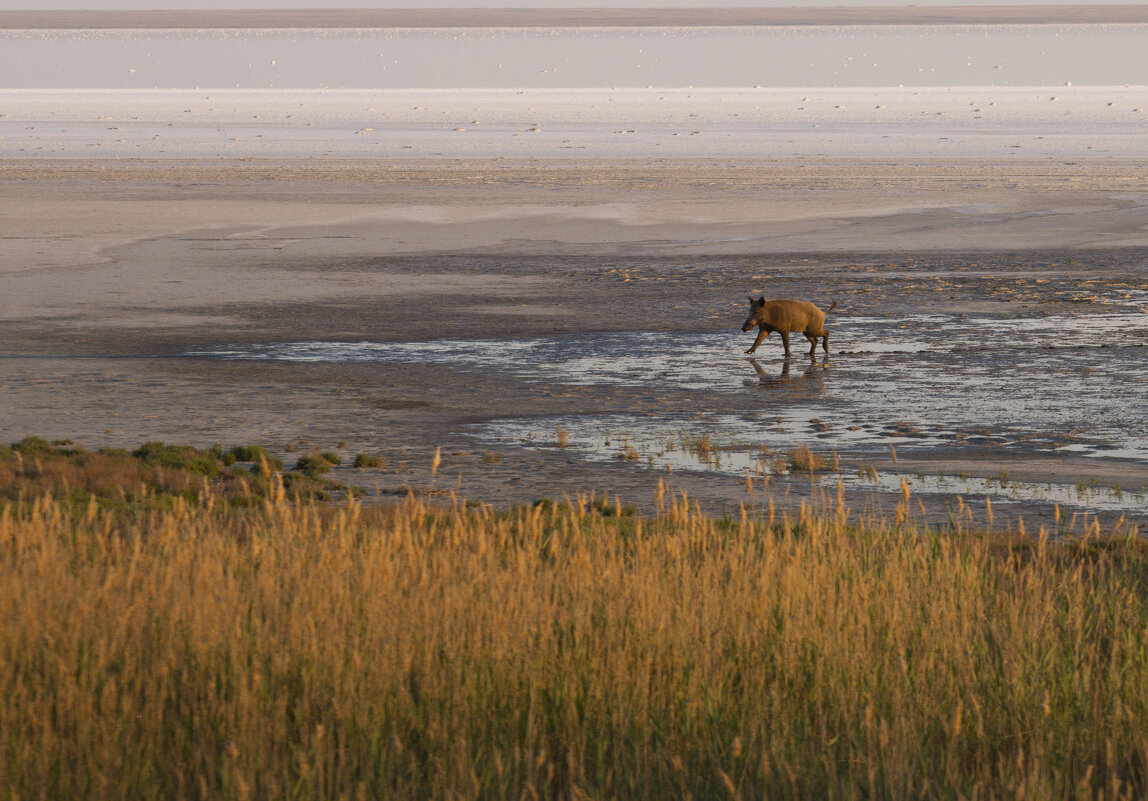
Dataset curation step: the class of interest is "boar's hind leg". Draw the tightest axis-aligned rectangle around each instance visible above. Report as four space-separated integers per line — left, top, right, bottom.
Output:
805 333 818 357
822 329 830 353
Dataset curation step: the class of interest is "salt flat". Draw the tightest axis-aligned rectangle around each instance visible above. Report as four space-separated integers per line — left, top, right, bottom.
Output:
5 25 1147 89
5 87 1148 160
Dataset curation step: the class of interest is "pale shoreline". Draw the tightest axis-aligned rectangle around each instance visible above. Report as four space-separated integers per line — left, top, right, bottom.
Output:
5 5 1148 29
6 87 1148 162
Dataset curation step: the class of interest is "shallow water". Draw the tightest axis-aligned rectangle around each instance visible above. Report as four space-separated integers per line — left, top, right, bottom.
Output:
4 25 1148 89
466 413 1146 517
191 308 1148 469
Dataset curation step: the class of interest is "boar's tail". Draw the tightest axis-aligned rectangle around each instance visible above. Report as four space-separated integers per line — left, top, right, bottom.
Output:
824 300 839 314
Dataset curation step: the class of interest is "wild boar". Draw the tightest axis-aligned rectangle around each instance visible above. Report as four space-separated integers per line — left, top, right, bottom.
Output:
741 296 838 358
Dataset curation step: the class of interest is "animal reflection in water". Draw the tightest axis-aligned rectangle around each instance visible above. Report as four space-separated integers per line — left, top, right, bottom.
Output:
747 357 828 394
741 296 838 358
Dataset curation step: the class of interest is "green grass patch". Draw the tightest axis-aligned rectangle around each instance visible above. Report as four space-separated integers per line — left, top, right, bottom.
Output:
0 437 343 509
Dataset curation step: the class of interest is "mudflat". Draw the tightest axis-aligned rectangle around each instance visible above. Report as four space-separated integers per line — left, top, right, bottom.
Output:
3 155 1147 529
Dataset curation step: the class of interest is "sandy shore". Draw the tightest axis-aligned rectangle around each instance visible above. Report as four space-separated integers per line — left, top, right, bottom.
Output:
6 6 1148 29
3 149 1147 530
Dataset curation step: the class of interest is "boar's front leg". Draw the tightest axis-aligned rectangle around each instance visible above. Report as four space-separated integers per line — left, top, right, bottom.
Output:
746 326 771 354
779 330 792 358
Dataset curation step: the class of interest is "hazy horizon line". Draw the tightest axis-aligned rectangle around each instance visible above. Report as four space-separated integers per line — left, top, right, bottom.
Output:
5 5 1148 29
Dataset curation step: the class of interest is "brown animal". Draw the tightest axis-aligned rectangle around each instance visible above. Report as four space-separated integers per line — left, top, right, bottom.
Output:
741 296 838 357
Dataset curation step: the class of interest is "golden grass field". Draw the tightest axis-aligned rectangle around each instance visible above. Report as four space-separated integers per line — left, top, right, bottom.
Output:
2 440 1147 799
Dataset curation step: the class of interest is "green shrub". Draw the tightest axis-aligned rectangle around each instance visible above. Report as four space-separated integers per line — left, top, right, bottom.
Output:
354 453 383 469
132 442 221 478
227 445 284 471
12 436 55 457
294 454 333 478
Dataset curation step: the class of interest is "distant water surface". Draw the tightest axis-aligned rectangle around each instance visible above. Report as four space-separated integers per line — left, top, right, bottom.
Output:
3 25 1147 89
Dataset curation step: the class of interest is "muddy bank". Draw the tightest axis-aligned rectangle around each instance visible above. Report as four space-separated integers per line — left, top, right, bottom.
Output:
2 160 1147 531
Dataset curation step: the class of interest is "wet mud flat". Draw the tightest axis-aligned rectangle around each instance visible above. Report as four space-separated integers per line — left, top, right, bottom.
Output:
165 248 1148 531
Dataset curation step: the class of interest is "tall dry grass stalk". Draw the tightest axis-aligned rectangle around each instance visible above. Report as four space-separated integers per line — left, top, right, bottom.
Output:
1 490 1146 800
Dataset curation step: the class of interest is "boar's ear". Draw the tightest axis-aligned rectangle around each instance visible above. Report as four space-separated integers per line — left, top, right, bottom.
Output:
757 296 766 306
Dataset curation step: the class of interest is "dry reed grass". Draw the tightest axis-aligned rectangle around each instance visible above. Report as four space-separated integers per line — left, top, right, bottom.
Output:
2 477 1147 800
786 445 828 474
